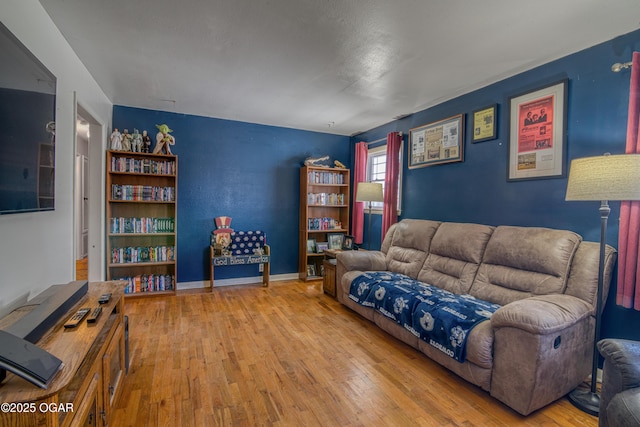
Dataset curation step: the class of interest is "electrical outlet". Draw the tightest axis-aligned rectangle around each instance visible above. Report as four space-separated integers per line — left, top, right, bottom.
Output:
258 263 264 273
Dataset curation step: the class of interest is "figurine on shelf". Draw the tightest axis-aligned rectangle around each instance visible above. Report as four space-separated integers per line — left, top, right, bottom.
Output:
110 128 122 151
334 159 346 169
153 124 175 155
131 129 143 152
121 129 132 151
141 130 151 153
304 155 330 167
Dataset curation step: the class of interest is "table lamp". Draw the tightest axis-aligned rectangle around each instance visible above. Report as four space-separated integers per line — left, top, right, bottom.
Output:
356 182 384 249
565 153 640 415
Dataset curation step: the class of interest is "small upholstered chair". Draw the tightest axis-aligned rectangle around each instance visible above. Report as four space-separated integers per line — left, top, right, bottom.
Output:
597 338 640 426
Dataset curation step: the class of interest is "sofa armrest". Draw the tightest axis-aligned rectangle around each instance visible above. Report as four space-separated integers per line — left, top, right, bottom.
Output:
598 339 640 427
335 251 387 303
336 250 387 272
491 294 592 335
599 339 640 390
490 294 595 415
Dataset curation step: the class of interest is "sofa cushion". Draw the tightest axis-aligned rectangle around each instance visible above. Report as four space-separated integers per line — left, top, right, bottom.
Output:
470 226 581 305
385 219 441 278
417 222 494 294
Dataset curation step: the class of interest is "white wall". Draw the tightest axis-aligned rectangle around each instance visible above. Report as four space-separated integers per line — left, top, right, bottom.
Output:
0 1 112 314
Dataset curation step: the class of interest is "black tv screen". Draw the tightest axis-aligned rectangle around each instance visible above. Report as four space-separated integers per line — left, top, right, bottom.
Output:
0 22 56 215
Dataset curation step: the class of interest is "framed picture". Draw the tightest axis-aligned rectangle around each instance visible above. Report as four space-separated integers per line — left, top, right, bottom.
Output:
342 235 354 250
327 233 344 250
306 264 316 277
472 104 497 143
409 114 464 169
306 238 316 253
316 242 328 253
508 80 567 181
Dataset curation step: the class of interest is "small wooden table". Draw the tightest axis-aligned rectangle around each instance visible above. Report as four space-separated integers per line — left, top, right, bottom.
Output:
322 249 343 297
210 245 270 289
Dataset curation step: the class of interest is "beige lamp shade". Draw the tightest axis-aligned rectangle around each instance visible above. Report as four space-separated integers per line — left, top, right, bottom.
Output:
356 182 384 202
565 154 640 201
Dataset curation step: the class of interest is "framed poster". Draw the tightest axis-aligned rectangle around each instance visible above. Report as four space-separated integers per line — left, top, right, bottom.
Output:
508 80 567 181
472 104 497 143
409 114 464 169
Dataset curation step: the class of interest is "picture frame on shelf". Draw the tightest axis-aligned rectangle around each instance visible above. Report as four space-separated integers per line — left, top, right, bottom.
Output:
508 79 567 181
342 235 354 250
472 104 497 143
306 238 317 253
316 242 328 253
327 233 344 250
409 114 464 169
306 264 316 277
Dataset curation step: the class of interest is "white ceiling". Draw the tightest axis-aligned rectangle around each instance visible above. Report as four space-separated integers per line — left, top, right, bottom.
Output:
39 0 640 136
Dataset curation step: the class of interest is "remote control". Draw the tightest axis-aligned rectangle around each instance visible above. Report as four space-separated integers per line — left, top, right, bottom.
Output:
64 307 91 329
98 293 112 304
86 306 102 324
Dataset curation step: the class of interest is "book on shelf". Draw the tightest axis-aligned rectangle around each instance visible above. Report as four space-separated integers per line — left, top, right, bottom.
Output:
109 217 175 234
118 274 175 294
307 217 342 230
111 245 175 264
307 170 345 185
111 184 175 201
307 192 345 205
110 156 176 175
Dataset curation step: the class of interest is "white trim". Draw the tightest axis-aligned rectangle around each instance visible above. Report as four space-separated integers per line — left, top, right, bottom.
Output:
177 273 299 290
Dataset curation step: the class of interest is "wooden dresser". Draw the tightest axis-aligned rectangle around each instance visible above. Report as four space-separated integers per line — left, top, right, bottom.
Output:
0 281 126 427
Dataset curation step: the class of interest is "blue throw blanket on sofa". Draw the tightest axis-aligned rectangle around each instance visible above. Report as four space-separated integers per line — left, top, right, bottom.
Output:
349 271 500 362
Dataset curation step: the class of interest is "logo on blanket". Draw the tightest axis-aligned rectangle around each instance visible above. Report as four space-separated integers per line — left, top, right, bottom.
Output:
419 312 435 331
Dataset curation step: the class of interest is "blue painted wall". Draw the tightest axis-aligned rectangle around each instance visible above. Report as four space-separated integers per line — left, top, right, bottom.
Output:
351 29 640 341
113 106 350 282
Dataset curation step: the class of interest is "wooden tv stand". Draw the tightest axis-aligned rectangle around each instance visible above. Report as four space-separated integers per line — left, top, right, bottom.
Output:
0 281 126 427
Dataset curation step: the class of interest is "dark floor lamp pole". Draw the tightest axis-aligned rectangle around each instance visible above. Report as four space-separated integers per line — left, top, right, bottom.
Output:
565 153 640 416
355 182 384 250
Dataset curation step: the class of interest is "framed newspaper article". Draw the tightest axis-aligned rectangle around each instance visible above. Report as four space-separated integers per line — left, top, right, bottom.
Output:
472 104 497 143
409 114 464 169
508 80 567 181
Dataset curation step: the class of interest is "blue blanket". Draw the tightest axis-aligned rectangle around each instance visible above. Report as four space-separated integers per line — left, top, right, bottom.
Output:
349 271 500 362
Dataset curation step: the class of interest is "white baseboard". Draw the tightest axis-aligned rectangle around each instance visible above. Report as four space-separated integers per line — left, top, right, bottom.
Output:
176 273 299 290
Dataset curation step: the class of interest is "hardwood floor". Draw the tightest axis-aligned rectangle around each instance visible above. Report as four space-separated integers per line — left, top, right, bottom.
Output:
111 280 597 426
75 257 88 281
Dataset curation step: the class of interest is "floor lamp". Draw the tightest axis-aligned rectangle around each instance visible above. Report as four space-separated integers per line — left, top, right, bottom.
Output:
565 153 640 415
356 182 384 250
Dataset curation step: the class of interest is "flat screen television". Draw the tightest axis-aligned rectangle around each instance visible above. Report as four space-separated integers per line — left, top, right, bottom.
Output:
0 22 56 215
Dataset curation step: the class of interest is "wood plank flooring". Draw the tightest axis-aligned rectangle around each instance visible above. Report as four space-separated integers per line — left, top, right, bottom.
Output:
75 257 88 281
111 280 598 426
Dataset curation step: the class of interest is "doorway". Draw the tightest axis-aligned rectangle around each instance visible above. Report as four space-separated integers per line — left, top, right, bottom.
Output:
75 102 104 282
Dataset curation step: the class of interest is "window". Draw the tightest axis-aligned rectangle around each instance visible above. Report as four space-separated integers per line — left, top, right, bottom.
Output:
366 143 402 213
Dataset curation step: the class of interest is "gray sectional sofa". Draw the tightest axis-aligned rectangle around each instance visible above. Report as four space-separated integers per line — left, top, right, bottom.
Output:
335 219 617 415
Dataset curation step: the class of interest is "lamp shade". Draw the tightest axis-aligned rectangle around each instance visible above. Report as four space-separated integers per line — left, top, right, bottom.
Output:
565 154 640 201
356 182 384 202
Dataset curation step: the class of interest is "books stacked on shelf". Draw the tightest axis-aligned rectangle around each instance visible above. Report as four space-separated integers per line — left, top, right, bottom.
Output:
111 184 175 202
307 170 345 185
110 156 176 175
307 192 345 206
308 217 342 230
110 217 175 234
119 274 175 294
111 245 175 264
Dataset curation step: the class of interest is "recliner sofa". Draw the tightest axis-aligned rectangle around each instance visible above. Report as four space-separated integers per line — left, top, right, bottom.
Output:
335 219 616 415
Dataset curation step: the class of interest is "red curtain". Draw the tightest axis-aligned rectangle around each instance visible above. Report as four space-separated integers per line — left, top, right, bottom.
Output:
382 132 401 239
352 142 368 244
617 51 640 310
